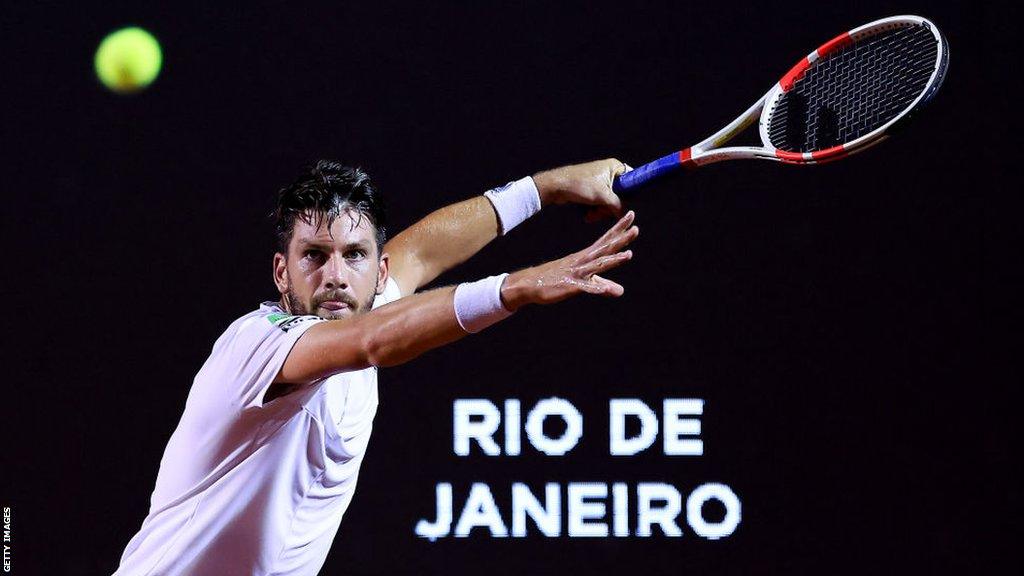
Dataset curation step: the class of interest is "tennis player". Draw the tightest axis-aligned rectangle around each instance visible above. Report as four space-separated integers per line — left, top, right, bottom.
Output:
112 159 637 575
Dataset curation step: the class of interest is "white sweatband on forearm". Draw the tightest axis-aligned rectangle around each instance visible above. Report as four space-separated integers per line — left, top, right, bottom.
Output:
454 273 514 333
483 176 541 235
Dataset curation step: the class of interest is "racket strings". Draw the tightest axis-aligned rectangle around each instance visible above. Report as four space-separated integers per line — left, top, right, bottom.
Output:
767 24 938 152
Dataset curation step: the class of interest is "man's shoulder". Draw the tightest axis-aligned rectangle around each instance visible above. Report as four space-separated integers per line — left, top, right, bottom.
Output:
200 303 325 382
230 302 322 336
372 277 404 309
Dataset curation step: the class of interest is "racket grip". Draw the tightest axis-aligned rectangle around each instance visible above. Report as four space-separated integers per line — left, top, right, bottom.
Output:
613 152 685 194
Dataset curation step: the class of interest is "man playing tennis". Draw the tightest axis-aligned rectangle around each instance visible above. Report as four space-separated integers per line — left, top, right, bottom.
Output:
113 158 638 575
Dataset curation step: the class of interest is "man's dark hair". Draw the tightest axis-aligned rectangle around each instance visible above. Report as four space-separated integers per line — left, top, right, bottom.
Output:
273 160 387 255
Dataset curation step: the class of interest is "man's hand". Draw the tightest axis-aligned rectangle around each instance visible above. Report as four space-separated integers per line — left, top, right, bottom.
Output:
501 211 639 311
533 158 631 222
386 158 632 298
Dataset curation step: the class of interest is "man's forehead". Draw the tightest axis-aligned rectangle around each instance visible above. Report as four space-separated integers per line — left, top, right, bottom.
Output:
292 209 376 245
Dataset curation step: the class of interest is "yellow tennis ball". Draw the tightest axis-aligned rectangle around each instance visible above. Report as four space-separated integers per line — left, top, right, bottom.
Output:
94 27 162 94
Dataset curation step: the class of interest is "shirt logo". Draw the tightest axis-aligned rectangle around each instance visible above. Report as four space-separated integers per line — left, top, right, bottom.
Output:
267 313 316 332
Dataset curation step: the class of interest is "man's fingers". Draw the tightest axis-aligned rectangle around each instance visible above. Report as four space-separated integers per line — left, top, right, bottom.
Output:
586 274 625 297
607 209 635 234
576 250 632 277
612 225 640 253
588 211 635 255
609 158 632 177
587 222 639 260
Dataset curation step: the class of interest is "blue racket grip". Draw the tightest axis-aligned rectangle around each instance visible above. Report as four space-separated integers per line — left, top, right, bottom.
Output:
613 151 686 194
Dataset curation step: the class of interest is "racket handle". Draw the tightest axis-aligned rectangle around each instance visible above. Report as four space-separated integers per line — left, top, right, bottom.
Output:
613 151 685 194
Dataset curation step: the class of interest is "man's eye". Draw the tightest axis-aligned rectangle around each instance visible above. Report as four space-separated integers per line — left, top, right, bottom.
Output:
345 250 366 260
304 250 324 260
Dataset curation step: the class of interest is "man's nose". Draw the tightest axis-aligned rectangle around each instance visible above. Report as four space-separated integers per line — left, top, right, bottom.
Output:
323 254 349 290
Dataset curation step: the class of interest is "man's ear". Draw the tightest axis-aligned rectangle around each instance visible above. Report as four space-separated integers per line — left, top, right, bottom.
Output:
376 252 390 295
273 252 289 295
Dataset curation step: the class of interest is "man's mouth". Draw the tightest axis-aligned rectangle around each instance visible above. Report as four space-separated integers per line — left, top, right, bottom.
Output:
319 300 351 311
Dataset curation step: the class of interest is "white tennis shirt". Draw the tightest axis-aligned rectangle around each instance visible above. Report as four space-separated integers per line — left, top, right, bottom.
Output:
114 279 402 576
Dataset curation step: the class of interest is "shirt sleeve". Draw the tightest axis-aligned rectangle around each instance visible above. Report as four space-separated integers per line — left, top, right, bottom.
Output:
200 279 400 412
200 310 325 411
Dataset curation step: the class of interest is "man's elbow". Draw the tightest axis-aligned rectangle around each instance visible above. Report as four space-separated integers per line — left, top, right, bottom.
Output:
362 322 420 369
363 332 386 368
363 333 401 368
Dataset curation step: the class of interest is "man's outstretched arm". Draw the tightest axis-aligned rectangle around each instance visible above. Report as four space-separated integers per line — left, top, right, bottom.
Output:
384 159 630 296
276 211 639 385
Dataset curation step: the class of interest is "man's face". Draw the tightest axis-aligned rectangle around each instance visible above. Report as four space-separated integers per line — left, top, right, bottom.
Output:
274 208 388 320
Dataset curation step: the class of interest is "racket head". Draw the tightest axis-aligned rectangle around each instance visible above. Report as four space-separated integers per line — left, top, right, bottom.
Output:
758 15 949 164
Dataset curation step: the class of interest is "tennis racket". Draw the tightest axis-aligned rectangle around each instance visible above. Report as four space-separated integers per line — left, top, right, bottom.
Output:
613 14 949 193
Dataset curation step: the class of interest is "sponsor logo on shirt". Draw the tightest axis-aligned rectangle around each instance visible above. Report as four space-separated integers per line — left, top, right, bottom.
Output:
266 313 316 332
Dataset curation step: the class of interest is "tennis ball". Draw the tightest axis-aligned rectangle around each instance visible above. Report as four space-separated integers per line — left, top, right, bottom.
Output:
94 27 162 94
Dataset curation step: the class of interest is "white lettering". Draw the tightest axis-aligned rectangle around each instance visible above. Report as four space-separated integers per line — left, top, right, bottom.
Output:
453 399 501 456
612 482 629 537
663 399 703 455
686 482 742 540
567 483 608 537
525 398 583 456
636 483 683 537
511 483 560 537
414 483 452 541
454 483 508 537
419 481 740 540
504 399 521 456
609 399 659 455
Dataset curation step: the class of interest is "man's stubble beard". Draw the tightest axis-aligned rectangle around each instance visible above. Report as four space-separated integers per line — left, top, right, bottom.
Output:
284 288 377 320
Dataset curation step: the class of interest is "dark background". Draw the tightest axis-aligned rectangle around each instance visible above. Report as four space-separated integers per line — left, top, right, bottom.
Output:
2 1 1016 574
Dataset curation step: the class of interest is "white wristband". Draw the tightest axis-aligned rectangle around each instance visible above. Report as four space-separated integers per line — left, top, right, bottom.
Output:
454 273 514 333
483 176 541 235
